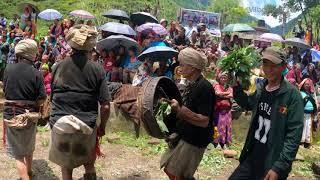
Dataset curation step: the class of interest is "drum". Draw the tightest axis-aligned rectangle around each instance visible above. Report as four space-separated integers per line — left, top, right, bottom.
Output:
139 77 182 139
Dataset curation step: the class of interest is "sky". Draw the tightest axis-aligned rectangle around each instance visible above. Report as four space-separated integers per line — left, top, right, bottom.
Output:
241 0 301 27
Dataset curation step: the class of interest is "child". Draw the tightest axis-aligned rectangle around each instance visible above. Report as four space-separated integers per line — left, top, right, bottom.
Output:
123 46 141 83
299 78 317 148
103 49 115 81
41 63 52 95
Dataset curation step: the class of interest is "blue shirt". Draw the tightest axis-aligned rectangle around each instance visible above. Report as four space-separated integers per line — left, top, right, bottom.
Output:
301 91 314 112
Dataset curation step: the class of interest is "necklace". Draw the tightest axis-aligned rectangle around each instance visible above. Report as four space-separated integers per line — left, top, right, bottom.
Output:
266 84 280 92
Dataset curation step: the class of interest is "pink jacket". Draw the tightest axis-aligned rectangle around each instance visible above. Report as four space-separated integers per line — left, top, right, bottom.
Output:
44 73 52 95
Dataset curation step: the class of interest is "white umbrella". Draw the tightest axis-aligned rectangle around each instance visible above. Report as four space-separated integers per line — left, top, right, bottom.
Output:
99 22 136 36
284 38 311 50
259 33 284 42
38 9 62 20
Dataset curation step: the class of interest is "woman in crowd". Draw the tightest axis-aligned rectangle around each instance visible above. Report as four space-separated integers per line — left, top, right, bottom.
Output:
302 50 312 69
302 63 318 84
299 78 317 148
286 63 302 86
168 21 178 40
49 19 62 45
154 59 172 78
123 46 140 84
213 72 233 149
104 49 115 81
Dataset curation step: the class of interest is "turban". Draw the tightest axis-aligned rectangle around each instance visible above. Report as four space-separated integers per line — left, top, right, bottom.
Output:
65 24 98 51
178 47 207 71
15 39 38 61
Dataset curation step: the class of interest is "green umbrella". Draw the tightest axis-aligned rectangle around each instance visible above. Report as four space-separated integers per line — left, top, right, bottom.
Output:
222 23 255 32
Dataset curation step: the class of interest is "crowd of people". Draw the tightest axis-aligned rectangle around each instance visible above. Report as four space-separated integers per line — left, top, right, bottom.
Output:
0 5 320 180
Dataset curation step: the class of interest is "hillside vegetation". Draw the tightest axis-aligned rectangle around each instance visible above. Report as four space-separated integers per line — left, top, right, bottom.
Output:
1 0 206 21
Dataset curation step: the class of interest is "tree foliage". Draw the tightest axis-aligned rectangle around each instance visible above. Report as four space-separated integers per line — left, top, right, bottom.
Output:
207 0 248 27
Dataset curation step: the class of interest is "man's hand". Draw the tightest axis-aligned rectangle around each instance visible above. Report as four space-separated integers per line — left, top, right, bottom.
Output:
264 170 278 180
232 75 240 87
170 99 181 113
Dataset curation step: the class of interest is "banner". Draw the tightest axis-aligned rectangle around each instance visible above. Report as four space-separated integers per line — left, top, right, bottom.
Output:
179 8 220 31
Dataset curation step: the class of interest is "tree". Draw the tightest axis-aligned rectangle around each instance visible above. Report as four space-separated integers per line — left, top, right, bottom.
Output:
284 0 318 24
263 4 289 37
207 0 248 28
309 5 320 41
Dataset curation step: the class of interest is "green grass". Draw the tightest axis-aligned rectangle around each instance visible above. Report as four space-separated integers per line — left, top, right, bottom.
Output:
106 131 167 156
107 130 234 175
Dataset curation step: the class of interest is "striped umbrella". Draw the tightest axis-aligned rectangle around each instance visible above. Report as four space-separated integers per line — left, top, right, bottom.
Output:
70 10 95 19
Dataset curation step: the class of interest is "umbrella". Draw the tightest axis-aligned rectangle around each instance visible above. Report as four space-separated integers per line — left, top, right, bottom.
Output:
38 9 62 20
99 22 136 36
97 35 139 51
130 12 158 26
70 10 95 19
137 23 167 36
284 38 311 50
103 9 129 21
259 33 284 42
19 3 40 14
222 23 255 32
302 48 320 62
138 46 178 61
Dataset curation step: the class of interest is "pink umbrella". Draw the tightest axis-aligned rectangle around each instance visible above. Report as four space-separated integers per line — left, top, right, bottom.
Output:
70 10 95 19
137 23 167 36
259 33 284 42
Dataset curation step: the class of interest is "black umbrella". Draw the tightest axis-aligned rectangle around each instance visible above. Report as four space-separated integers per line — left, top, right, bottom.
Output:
97 35 140 51
138 46 178 61
130 12 158 26
99 22 136 36
19 3 40 15
103 9 130 21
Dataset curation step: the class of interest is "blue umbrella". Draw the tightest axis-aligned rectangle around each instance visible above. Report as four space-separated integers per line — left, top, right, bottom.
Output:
99 22 136 36
38 9 62 20
138 46 178 61
302 48 320 62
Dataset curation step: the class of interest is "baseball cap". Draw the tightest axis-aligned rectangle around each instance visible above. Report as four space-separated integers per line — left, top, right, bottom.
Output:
262 47 286 64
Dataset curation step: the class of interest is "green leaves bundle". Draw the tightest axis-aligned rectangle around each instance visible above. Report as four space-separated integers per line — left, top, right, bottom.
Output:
155 100 172 133
218 47 260 89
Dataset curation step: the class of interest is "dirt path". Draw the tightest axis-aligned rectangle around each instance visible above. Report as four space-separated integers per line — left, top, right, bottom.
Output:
0 122 238 180
0 119 312 180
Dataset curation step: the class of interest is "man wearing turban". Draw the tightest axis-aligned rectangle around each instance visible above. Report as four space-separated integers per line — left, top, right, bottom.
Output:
160 48 216 179
3 39 46 179
48 25 111 180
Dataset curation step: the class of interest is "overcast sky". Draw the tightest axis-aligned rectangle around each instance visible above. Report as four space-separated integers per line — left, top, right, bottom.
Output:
241 0 301 27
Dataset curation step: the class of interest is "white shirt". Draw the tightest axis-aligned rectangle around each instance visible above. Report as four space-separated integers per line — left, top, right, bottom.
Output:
184 25 196 38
